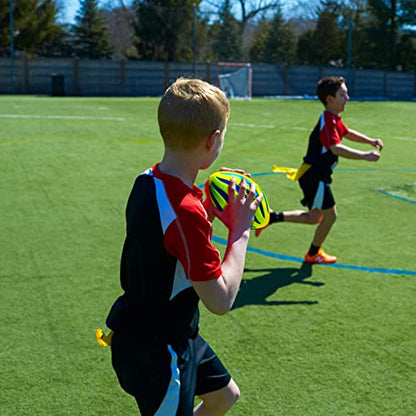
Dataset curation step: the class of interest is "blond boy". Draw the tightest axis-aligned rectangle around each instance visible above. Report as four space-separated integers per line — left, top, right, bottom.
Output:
105 78 261 415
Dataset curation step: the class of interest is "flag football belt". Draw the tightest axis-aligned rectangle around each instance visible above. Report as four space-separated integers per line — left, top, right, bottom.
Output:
95 328 113 346
272 162 311 181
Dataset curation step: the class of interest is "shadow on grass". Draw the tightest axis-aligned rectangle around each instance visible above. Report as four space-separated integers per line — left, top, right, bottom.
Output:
233 263 322 310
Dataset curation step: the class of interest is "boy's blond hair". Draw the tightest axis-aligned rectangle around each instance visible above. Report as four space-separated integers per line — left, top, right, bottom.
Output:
158 78 230 150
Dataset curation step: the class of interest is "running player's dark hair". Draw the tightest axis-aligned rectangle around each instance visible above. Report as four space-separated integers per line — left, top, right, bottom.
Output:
316 77 345 105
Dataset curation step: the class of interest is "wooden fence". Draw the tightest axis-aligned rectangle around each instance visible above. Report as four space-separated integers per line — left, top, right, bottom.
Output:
1 57 415 100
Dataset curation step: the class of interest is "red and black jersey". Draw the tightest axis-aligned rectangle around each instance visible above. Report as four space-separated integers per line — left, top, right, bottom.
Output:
106 164 222 344
303 110 349 182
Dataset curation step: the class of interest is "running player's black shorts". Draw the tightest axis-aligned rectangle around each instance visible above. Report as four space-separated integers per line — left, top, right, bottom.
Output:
299 171 335 210
111 331 231 415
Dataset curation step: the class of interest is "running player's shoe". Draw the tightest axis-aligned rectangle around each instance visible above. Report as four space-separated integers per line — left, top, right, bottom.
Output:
304 248 337 264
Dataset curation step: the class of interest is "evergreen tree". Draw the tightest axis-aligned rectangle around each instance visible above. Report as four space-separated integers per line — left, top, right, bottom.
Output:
262 5 297 64
72 0 112 59
296 1 344 66
296 29 315 65
249 18 270 62
0 0 65 57
132 0 199 62
400 0 416 25
397 31 416 70
343 0 416 70
212 0 242 61
364 0 416 69
312 1 345 66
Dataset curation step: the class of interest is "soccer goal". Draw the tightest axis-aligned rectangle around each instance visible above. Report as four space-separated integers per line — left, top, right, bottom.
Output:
217 63 252 99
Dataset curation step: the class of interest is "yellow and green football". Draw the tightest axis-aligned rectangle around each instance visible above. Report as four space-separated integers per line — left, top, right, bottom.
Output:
208 171 270 229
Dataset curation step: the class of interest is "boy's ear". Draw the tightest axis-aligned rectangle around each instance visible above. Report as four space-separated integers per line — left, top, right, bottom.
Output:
326 94 335 105
206 129 221 150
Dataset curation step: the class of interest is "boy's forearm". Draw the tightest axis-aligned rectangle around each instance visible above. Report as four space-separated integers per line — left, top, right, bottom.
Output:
191 230 251 316
345 129 373 144
330 143 380 161
345 130 384 151
219 230 250 308
330 143 366 159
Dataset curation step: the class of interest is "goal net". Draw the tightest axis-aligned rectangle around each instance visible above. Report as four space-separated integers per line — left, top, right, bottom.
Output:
217 63 252 99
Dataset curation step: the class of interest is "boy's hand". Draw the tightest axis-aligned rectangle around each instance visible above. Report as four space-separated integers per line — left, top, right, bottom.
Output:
214 178 262 235
203 168 254 222
372 139 384 150
364 150 381 161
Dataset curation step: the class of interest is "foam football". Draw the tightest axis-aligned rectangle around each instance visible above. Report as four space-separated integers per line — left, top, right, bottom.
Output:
208 171 270 229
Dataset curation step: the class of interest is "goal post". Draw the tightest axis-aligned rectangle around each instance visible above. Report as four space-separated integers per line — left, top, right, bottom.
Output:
217 62 252 99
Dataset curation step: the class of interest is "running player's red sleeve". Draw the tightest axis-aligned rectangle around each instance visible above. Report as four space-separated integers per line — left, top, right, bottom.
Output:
164 196 222 282
320 112 349 150
339 119 349 137
321 112 342 149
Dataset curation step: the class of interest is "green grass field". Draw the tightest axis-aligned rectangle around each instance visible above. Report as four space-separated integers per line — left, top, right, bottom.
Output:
1 95 415 415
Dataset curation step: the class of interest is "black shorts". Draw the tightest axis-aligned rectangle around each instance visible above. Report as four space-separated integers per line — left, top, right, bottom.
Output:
111 332 231 415
299 172 335 210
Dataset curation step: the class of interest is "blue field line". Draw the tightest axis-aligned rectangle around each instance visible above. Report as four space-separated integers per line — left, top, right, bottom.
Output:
251 172 277 177
211 236 416 276
377 190 416 205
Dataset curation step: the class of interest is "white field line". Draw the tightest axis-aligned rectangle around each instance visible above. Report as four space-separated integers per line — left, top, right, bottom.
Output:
229 122 311 131
229 122 416 142
0 114 125 121
1 115 413 142
228 122 275 129
389 135 416 142
285 126 309 131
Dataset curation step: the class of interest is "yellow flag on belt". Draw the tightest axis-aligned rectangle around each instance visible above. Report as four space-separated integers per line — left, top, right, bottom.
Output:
95 329 113 346
272 163 311 181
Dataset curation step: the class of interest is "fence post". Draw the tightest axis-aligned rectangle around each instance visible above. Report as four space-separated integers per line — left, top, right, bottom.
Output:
282 64 288 95
164 61 169 89
206 62 211 83
24 55 30 93
74 57 80 95
351 68 356 97
414 71 416 98
120 59 125 95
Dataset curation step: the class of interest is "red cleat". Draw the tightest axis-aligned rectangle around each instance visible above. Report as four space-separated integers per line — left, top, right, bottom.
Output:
304 248 337 264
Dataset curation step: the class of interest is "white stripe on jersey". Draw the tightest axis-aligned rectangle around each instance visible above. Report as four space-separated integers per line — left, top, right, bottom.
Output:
154 177 176 233
319 114 328 155
170 261 192 301
312 181 325 209
155 345 181 415
153 174 193 300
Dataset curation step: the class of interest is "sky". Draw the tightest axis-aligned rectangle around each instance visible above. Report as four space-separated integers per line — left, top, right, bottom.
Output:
62 1 108 23
61 0 82 23
61 1 134 23
60 0 312 24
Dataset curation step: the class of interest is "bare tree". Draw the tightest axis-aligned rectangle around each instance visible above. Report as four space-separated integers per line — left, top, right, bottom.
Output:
281 0 321 20
103 6 137 59
204 0 280 28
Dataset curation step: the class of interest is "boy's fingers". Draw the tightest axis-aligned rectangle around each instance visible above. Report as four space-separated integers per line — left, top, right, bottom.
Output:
237 179 247 199
245 182 257 204
254 192 263 206
227 177 236 200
